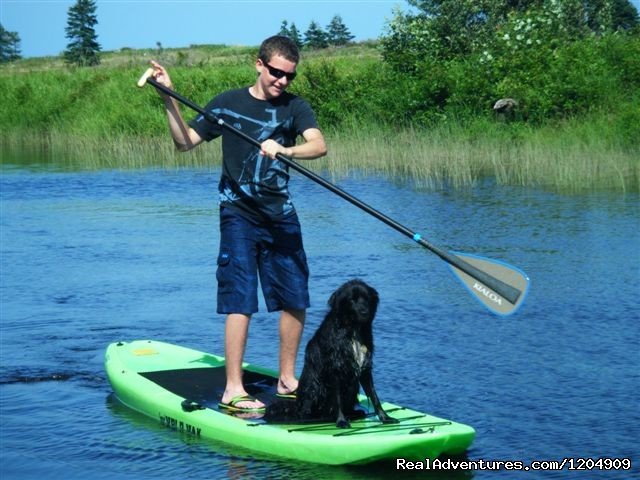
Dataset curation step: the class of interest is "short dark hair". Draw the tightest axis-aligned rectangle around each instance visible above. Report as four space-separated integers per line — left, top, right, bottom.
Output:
258 35 300 64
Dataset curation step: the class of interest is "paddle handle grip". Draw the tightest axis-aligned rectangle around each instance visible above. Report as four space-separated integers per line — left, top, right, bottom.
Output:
137 68 154 88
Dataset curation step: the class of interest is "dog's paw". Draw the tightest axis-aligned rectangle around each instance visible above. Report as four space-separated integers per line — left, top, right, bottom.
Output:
336 418 351 428
380 414 400 424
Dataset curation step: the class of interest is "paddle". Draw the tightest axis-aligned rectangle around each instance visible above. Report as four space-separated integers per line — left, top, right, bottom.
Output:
137 69 530 316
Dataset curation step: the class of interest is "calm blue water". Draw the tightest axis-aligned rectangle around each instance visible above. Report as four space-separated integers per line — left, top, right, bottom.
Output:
1 162 638 479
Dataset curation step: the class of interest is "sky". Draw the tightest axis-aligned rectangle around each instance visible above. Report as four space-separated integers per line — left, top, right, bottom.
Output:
0 0 406 58
2 0 639 59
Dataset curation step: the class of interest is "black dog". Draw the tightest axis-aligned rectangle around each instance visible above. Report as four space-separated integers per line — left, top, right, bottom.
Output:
266 279 398 428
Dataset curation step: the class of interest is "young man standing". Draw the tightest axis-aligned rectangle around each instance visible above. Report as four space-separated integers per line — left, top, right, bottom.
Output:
150 36 327 412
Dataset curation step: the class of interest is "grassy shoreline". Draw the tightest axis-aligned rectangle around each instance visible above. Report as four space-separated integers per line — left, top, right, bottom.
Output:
1 42 637 193
2 119 637 193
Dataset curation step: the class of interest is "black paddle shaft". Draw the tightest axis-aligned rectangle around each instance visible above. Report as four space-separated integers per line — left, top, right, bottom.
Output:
146 78 522 305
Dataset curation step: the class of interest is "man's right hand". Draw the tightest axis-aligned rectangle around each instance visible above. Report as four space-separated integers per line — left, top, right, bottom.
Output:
150 60 174 92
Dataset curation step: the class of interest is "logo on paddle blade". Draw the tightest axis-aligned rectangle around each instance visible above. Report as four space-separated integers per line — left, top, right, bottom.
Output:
472 282 503 305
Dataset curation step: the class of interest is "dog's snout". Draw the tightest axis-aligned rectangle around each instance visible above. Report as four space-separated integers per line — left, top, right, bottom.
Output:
353 298 370 318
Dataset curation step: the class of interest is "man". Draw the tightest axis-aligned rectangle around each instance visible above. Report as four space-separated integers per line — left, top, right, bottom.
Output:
150 35 327 412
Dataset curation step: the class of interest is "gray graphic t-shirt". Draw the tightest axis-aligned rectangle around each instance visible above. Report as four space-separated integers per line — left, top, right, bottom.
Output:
189 87 319 222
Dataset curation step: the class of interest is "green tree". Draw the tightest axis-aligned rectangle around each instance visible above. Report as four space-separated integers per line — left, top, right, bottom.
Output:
277 19 303 48
611 0 639 30
304 20 328 49
379 0 640 123
326 15 355 46
381 0 633 69
64 0 101 66
289 23 304 49
278 20 291 37
382 0 548 66
0 23 21 62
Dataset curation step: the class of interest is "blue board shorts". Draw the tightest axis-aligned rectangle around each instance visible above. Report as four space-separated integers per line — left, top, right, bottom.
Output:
216 208 310 314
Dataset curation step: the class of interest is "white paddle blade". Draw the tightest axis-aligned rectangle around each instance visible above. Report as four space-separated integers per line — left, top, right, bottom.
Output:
449 252 529 316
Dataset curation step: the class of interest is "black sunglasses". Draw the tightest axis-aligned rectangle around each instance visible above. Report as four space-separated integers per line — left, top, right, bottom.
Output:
263 62 297 81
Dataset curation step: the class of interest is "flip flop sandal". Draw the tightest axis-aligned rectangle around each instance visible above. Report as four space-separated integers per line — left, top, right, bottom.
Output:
218 394 266 413
275 389 297 400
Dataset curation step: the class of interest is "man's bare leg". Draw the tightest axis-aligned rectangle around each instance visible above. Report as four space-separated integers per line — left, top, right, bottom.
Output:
221 313 264 409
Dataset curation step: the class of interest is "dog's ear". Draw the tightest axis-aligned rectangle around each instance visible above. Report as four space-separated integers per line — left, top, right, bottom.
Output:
368 285 379 303
369 285 379 305
367 284 380 318
330 284 351 310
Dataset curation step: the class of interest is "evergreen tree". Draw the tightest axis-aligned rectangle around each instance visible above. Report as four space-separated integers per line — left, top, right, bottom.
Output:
7 30 21 60
64 0 101 66
326 15 355 46
0 23 21 62
289 23 304 49
304 20 328 49
278 20 291 37
277 19 303 48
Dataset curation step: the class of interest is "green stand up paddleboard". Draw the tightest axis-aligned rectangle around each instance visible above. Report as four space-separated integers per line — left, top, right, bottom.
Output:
105 340 475 465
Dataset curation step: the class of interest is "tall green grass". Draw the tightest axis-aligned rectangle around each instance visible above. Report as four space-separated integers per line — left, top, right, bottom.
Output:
325 118 639 192
1 130 220 170
3 118 636 192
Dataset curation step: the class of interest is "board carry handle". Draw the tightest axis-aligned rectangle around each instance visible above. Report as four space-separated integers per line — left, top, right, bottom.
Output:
181 399 205 412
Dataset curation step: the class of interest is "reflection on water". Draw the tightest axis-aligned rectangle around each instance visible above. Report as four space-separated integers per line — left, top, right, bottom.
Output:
1 161 638 479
